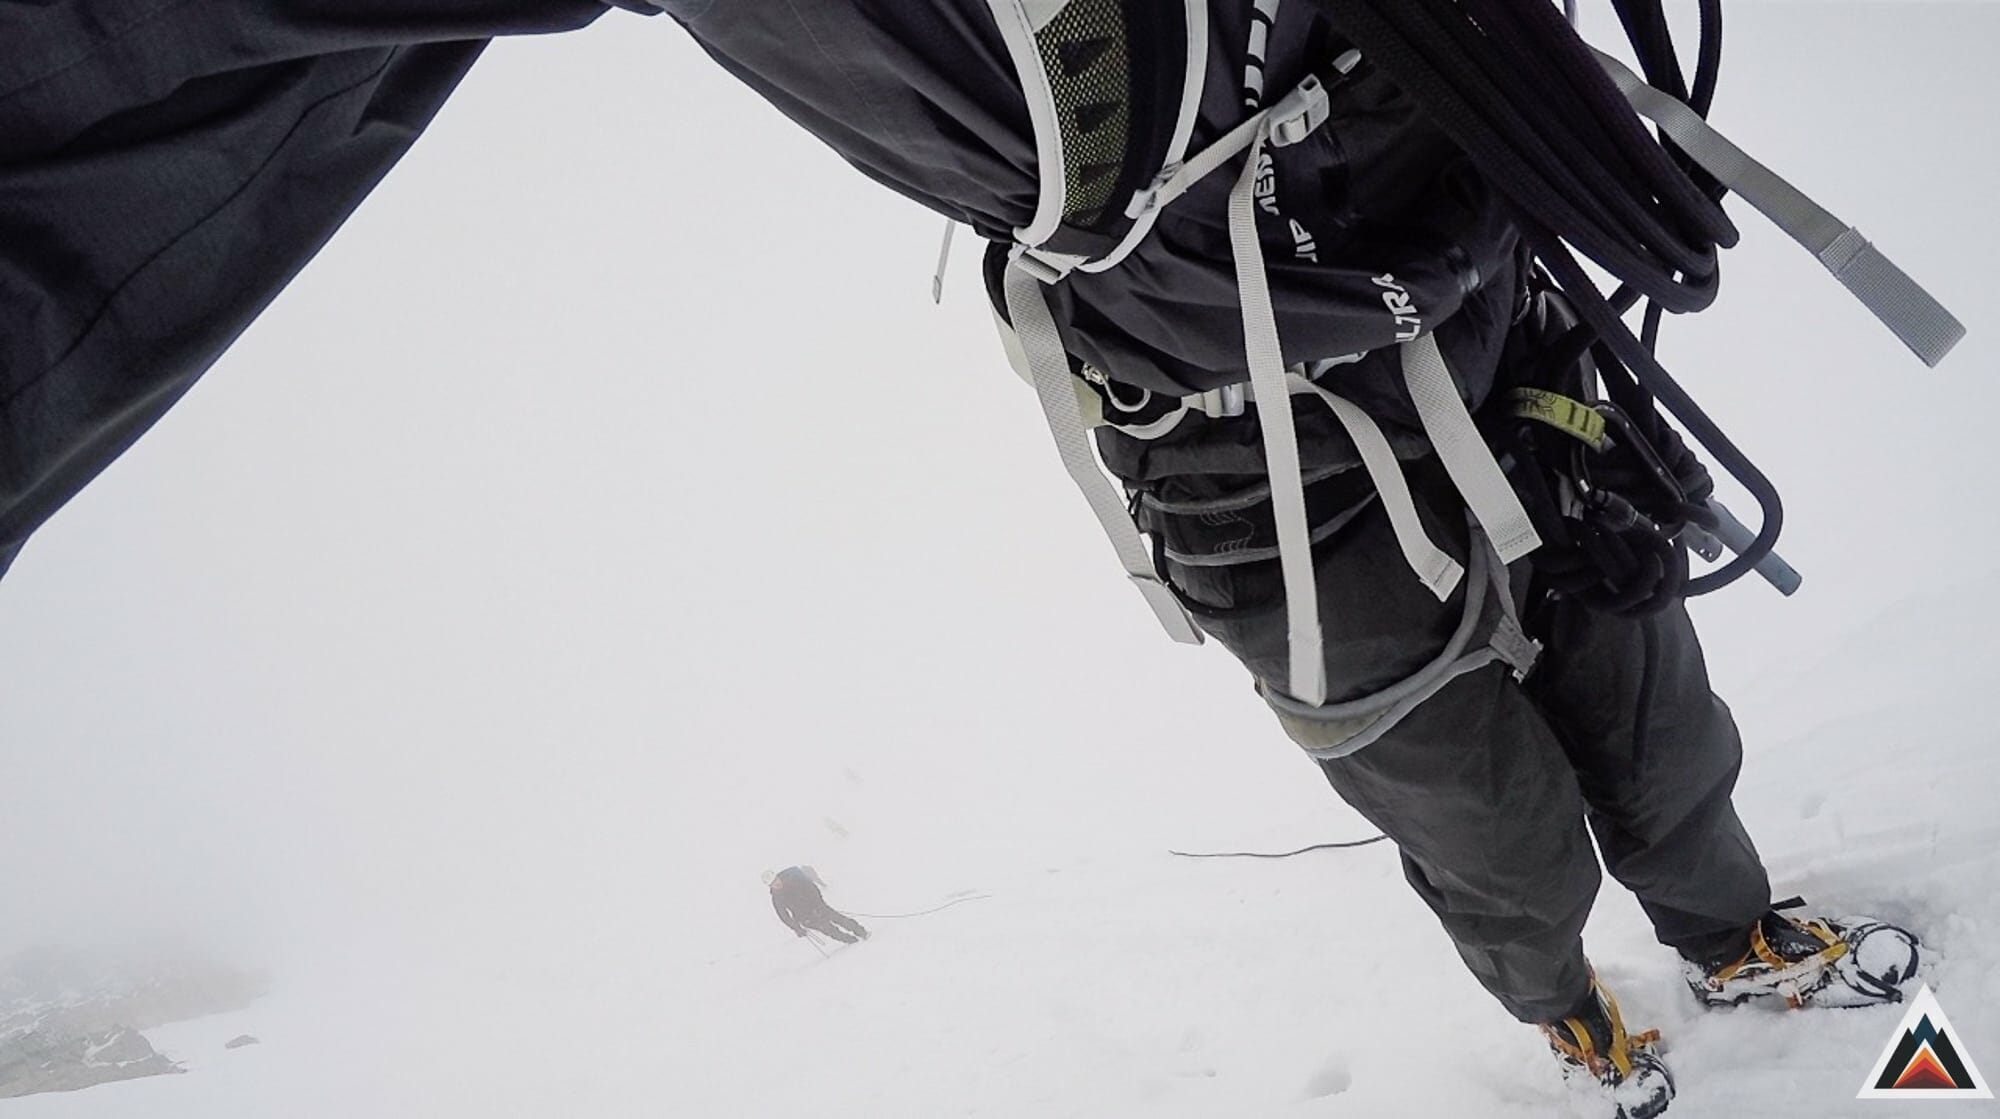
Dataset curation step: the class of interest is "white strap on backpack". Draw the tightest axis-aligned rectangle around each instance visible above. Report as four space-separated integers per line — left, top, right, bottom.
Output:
987 0 1215 645
1592 49 1964 368
987 5 1546 705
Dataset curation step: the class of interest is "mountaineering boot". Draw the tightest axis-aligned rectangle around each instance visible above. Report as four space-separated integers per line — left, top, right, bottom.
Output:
1542 977 1674 1119
1684 906 1919 1009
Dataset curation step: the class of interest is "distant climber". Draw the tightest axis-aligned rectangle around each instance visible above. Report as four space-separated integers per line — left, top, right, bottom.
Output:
764 866 869 944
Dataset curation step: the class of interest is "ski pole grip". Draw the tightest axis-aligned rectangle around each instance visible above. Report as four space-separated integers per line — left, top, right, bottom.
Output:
1705 499 1802 596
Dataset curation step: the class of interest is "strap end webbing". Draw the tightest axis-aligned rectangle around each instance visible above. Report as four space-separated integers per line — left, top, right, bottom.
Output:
1818 228 1966 368
1002 261 1204 647
1399 335 1542 567
1418 555 1466 603
932 218 956 304
1593 48 1967 370
1130 574 1205 645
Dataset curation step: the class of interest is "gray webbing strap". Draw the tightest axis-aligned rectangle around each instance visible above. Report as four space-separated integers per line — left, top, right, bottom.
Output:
1032 73 1332 280
1164 494 1376 567
1400 335 1542 564
1477 524 1542 680
1593 49 1965 368
1264 523 1538 761
1292 379 1464 600
1127 87 1297 220
932 218 956 304
1228 114 1327 704
1001 262 1205 645
1003 71 1354 693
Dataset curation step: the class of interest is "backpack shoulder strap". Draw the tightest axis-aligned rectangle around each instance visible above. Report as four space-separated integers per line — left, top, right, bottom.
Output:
984 0 1209 263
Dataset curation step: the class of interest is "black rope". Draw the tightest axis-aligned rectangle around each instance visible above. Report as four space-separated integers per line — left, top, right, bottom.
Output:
1309 0 1781 601
1322 0 1732 309
846 894 991 920
1169 835 1389 858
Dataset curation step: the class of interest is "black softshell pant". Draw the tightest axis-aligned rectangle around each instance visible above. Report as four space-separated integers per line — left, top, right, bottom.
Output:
1320 594 1770 1022
778 885 870 944
0 1 622 579
803 908 869 944
1170 461 1773 1024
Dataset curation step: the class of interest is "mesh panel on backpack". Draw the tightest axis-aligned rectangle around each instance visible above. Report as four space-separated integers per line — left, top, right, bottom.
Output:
1034 0 1132 229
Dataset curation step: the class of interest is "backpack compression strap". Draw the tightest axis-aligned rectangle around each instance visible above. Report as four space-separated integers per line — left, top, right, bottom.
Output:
992 10 1544 703
1000 264 1203 644
999 73 1360 697
988 0 1213 646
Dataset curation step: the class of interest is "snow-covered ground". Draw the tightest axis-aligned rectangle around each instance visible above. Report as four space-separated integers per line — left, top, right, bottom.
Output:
13 591 2000 1118
2 3 1996 1118
12 588 1998 1116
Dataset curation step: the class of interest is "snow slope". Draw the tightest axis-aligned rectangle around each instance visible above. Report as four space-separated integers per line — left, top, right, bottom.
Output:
12 579 1997 1118
2 3 1997 1119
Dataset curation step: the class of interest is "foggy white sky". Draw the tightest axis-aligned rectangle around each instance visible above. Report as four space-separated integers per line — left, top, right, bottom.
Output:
0 0 1993 1060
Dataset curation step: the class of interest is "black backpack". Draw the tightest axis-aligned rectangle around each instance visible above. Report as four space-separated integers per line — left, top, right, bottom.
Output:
661 0 1962 720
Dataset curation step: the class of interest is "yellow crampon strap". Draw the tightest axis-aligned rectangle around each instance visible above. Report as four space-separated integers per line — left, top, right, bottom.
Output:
1543 976 1659 1080
1750 917 1849 970
1707 917 1852 1007
1598 980 1638 1079
1509 388 1610 451
1546 1017 1598 1069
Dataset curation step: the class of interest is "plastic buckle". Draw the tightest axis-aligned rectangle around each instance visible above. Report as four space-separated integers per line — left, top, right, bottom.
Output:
1269 75 1330 148
1016 243 1080 283
1123 162 1181 220
1493 626 1544 683
1190 383 1246 419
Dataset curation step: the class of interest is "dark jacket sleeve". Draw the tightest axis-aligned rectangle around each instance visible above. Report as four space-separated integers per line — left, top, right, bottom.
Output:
0 1 620 577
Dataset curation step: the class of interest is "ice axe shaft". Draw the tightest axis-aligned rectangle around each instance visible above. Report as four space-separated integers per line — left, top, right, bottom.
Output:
1702 499 1802 596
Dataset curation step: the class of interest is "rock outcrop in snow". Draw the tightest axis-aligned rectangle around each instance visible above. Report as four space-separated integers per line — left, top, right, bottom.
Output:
0 944 265 1099
0 1023 182 1098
